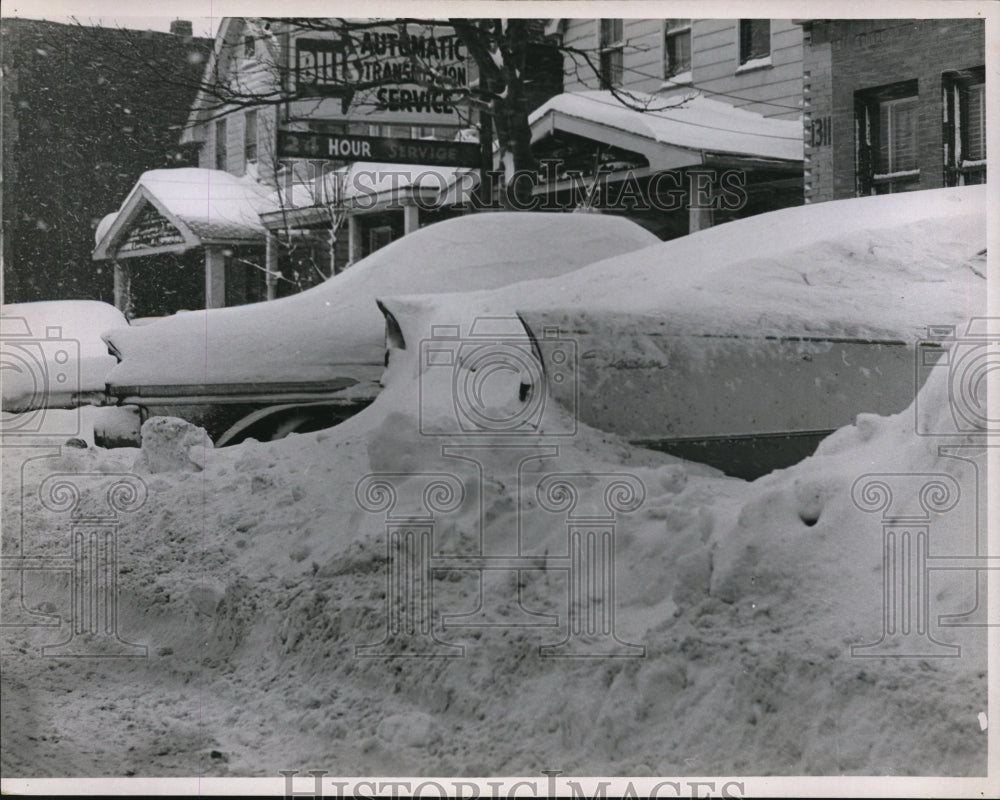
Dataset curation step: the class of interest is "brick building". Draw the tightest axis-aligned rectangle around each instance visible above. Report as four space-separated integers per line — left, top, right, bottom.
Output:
800 18 986 203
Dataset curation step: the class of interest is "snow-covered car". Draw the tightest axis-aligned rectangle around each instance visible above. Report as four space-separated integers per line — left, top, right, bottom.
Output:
97 212 659 446
1 300 129 436
379 186 987 479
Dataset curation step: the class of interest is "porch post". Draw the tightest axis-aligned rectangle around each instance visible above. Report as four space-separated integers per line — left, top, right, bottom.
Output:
265 231 280 301
403 203 419 236
112 259 132 317
687 170 714 234
204 247 227 309
347 213 362 265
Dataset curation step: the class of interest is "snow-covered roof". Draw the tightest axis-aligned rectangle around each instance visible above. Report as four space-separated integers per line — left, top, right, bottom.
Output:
529 90 803 167
93 168 277 260
264 162 478 219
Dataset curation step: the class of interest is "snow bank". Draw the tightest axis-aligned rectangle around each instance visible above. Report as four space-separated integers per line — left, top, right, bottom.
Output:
1 188 988 778
2 300 987 776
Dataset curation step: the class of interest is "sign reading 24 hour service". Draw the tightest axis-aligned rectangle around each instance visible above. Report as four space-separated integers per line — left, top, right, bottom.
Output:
294 23 468 121
278 130 481 168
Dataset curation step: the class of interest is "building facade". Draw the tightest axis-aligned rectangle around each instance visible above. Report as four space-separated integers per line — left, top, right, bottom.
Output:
93 18 507 316
560 18 803 122
533 19 805 239
94 17 812 315
801 18 986 203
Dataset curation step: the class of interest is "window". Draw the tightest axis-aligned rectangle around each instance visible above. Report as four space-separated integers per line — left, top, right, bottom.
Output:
244 35 255 58
855 80 920 195
215 118 228 171
664 19 691 79
599 19 624 88
738 19 770 65
944 67 986 186
244 110 258 163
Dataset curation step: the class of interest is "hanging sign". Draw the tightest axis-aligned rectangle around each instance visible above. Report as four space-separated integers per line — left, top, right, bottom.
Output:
278 130 480 168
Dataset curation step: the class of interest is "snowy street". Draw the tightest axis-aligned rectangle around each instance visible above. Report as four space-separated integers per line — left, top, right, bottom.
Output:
1 9 994 793
1 274 990 775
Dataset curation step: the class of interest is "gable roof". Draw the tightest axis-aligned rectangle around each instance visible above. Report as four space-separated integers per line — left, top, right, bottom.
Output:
93 168 277 260
180 17 282 144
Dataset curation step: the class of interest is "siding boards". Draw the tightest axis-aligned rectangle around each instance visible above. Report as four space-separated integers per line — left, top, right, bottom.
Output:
558 18 803 120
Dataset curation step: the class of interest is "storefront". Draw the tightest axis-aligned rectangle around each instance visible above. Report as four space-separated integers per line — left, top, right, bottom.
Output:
527 91 804 238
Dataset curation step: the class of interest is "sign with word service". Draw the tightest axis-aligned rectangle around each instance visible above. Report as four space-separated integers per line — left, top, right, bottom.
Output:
291 23 468 126
278 130 481 168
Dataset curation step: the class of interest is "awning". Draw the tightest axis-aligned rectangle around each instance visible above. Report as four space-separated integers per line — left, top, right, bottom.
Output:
93 168 277 261
529 90 804 171
257 162 478 230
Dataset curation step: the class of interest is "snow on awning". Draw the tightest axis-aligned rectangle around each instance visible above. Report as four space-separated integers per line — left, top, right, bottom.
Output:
93 168 277 261
529 91 803 170
258 162 478 229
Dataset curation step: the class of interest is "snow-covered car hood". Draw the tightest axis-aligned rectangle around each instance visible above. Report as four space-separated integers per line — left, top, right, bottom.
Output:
103 212 659 391
1 300 129 412
383 185 987 348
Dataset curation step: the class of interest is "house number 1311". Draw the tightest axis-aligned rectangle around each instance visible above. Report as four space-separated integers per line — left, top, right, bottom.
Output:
810 116 832 147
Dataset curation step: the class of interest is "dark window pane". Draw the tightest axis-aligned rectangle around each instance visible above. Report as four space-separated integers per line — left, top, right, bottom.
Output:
877 96 918 173
665 28 691 76
739 19 770 64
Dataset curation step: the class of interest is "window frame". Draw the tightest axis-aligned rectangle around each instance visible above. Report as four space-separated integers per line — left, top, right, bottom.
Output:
943 66 986 186
598 18 624 88
737 19 771 67
663 19 692 81
854 79 920 196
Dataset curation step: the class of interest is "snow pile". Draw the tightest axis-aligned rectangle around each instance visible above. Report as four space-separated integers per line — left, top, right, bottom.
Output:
131 417 211 474
102 212 658 387
1 188 988 778
1 306 987 777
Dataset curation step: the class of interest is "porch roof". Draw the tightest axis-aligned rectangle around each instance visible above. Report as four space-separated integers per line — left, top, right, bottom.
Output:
529 91 804 170
93 168 276 261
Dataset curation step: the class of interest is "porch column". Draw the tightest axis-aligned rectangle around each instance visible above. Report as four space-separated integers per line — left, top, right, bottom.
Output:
347 214 362 265
403 203 419 236
204 247 227 309
687 170 714 234
265 231 280 301
112 259 132 317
